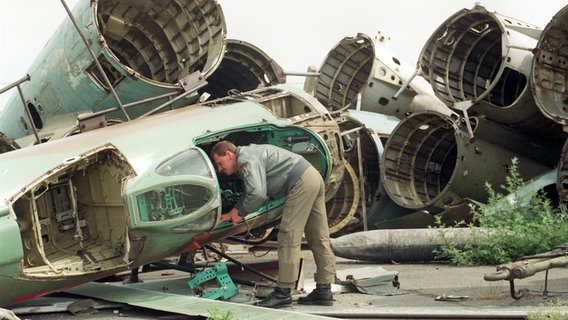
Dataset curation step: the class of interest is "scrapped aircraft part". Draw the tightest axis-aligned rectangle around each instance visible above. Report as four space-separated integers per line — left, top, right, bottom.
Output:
469 116 562 168
505 169 559 206
331 227 489 262
315 33 374 111
0 132 20 153
336 266 400 295
302 65 319 96
532 5 568 125
484 243 568 300
188 263 238 300
65 282 334 320
381 111 551 210
0 84 338 306
203 39 286 99
97 0 225 81
315 33 453 118
375 198 481 229
557 139 568 213
336 112 383 231
419 5 563 138
374 210 437 229
326 160 359 235
12 113 126 150
9 145 133 279
0 0 227 140
335 110 415 231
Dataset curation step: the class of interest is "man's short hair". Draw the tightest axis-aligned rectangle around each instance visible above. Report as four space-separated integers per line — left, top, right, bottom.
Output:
211 140 236 158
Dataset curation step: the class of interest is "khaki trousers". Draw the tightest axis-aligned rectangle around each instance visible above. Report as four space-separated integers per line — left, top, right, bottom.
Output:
276 166 336 288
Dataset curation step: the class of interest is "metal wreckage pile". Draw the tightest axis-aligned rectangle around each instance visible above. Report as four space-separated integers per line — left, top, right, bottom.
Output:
0 0 567 312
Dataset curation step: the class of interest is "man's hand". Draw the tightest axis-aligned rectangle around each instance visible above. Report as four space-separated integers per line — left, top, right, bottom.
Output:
220 208 242 226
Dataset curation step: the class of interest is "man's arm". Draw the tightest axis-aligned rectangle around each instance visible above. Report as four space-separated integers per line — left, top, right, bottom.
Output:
220 208 241 226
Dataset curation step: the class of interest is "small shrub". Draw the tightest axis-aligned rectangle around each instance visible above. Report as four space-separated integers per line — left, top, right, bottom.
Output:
433 158 568 266
527 299 568 320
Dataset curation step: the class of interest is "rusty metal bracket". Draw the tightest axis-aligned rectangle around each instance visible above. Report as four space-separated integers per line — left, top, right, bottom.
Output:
78 114 108 133
188 262 238 300
140 71 208 118
453 100 475 142
509 278 525 300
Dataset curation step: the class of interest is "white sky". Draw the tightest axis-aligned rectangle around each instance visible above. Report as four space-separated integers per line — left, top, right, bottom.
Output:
0 0 566 108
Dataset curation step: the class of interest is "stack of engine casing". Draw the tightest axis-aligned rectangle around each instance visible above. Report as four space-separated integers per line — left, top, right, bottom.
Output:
419 5 563 139
313 5 568 221
383 5 567 212
312 32 455 228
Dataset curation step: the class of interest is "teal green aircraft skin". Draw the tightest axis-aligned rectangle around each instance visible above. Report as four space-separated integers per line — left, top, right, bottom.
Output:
0 0 226 142
0 89 331 306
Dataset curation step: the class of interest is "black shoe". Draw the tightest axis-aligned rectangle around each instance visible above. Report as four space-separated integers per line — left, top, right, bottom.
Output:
255 287 292 308
298 284 333 306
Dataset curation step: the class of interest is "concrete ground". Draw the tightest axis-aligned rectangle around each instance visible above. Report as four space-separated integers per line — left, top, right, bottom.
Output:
9 249 568 319
234 249 568 317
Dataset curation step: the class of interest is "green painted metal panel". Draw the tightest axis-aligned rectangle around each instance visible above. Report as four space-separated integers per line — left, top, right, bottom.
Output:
66 282 334 320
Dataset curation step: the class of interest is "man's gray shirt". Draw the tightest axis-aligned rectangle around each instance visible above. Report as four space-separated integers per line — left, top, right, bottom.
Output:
234 144 311 216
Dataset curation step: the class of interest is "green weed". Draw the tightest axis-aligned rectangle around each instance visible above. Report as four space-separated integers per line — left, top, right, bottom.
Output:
432 158 568 266
207 307 234 320
527 298 568 320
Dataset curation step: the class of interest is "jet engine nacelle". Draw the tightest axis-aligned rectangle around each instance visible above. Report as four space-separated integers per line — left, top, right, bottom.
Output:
418 5 564 141
203 39 286 100
531 5 568 125
0 0 226 142
381 111 552 210
313 33 454 118
557 138 568 213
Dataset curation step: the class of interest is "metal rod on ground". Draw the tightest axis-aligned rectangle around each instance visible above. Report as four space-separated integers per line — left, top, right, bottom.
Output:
204 244 278 283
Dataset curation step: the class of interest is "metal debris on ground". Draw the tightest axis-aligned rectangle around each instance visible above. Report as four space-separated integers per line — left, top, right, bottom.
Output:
188 262 239 300
435 294 470 302
336 266 402 295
